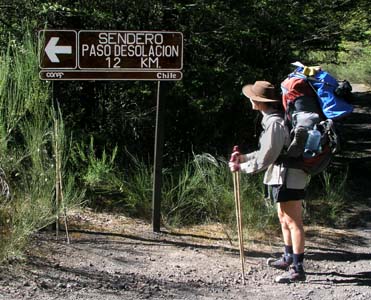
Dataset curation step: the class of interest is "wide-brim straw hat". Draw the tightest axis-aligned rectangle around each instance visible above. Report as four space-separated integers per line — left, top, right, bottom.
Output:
242 81 280 102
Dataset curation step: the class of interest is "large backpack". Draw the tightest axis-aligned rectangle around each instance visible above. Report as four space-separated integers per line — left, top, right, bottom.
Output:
285 63 353 119
278 62 353 175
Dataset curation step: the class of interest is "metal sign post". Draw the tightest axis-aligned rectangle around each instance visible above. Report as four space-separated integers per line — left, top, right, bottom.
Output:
152 81 164 232
39 29 183 233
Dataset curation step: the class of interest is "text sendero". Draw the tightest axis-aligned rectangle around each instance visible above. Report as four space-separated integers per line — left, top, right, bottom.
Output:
80 32 181 69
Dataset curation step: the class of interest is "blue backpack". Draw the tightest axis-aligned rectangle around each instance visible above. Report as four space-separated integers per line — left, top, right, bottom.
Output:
289 65 353 119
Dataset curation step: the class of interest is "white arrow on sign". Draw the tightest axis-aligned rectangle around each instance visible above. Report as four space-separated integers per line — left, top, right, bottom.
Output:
45 37 72 63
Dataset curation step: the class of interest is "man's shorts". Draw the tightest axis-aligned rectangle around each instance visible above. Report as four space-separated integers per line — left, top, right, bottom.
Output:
269 184 306 203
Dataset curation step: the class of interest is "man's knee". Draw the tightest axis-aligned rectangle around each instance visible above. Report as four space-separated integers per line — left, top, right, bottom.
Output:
277 210 286 225
285 217 303 231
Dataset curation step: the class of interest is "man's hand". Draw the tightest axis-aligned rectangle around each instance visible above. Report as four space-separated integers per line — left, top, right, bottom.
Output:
229 146 240 172
229 161 240 172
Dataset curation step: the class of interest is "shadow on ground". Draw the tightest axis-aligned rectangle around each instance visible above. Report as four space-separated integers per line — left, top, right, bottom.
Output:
307 271 371 286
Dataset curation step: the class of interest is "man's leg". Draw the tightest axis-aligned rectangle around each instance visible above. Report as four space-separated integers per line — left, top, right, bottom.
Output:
267 203 294 269
280 200 304 254
275 200 306 283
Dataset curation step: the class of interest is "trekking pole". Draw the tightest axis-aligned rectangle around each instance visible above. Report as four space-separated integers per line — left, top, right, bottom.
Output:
231 146 245 284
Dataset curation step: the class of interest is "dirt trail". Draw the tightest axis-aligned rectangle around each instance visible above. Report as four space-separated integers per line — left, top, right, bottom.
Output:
0 85 371 300
334 84 371 227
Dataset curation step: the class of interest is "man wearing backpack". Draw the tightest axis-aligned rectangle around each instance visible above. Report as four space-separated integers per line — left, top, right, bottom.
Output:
229 81 308 283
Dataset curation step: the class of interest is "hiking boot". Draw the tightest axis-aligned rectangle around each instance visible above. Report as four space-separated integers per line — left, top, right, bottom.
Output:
267 255 293 270
287 127 308 158
275 264 306 284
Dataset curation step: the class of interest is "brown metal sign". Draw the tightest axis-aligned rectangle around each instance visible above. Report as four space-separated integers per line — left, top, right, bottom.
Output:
39 30 183 80
79 31 183 70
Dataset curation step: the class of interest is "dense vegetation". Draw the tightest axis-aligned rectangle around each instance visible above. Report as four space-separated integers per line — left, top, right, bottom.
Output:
2 0 370 159
0 1 370 260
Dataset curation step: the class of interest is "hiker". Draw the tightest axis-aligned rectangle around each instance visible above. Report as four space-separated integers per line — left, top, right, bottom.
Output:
229 81 307 283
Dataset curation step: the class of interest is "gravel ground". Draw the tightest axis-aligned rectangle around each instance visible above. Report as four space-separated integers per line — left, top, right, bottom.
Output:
0 84 370 300
0 209 371 300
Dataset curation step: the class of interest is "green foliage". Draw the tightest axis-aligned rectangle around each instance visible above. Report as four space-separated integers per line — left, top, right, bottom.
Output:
0 31 83 261
162 153 277 230
71 147 153 218
305 168 348 226
73 136 118 188
78 151 277 231
118 152 153 218
3 1 368 163
163 154 232 225
323 42 371 85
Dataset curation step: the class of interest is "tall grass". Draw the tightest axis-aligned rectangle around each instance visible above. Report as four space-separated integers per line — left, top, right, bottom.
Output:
0 31 83 260
161 155 350 231
72 136 118 189
304 168 348 226
79 150 278 231
85 151 349 233
119 151 153 218
162 154 278 231
162 154 233 226
72 143 153 217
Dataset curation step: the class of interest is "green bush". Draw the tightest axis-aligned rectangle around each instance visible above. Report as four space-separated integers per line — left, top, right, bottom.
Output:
304 168 348 226
162 153 277 231
322 42 371 85
0 31 83 261
72 136 118 189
